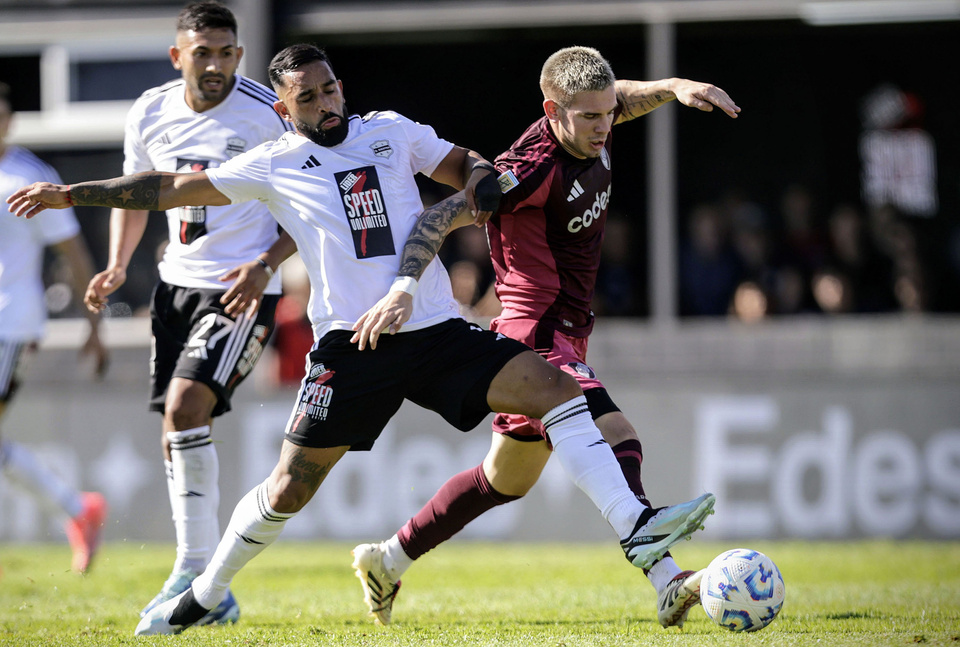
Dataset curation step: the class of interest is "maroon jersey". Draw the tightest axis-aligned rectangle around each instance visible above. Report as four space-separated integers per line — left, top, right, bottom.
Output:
488 114 616 338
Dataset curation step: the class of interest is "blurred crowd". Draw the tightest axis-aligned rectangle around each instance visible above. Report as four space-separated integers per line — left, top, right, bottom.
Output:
678 184 951 321
40 183 960 386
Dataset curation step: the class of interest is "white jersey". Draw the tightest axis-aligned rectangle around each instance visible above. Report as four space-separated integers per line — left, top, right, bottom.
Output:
0 146 81 341
207 110 461 340
124 74 291 292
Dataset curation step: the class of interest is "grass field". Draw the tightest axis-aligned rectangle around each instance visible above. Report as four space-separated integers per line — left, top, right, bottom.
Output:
1 540 958 646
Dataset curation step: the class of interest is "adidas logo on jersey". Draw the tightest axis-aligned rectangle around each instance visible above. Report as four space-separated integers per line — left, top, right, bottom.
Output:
567 180 585 202
301 155 321 169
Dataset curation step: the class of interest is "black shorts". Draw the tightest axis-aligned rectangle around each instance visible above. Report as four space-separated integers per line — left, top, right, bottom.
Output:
0 340 33 404
284 318 530 450
149 281 280 417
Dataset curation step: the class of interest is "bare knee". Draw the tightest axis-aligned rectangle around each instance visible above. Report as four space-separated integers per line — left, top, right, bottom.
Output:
164 378 217 431
487 351 584 419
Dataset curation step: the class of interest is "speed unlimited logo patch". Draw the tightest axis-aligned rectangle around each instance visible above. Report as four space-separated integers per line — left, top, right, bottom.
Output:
335 166 396 259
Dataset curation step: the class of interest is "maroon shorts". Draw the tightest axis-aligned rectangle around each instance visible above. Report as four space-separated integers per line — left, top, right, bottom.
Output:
489 317 611 442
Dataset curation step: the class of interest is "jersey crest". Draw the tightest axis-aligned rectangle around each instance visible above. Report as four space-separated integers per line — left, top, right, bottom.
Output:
335 166 396 259
370 140 393 158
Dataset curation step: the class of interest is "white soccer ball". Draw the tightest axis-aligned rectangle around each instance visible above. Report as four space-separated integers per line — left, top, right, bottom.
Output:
699 548 785 632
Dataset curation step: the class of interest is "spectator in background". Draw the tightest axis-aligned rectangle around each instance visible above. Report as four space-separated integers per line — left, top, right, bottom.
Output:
778 183 827 279
819 203 896 313
679 203 741 316
0 80 109 574
594 212 640 316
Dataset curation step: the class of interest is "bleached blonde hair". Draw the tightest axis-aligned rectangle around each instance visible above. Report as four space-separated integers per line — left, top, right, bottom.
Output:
539 46 616 108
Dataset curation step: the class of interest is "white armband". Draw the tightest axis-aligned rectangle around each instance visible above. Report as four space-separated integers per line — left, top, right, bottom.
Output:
390 276 419 296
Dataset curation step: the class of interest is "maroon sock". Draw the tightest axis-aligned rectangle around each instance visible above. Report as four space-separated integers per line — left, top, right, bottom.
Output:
613 438 674 566
398 464 520 560
612 439 648 504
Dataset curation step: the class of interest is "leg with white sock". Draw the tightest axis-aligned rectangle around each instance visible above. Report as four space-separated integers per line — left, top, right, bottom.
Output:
486 352 714 569
167 426 220 574
191 480 292 610
136 440 349 635
539 397 648 538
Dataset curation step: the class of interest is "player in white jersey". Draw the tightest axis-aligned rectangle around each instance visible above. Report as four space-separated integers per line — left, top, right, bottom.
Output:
0 81 108 574
80 2 296 625
9 44 708 636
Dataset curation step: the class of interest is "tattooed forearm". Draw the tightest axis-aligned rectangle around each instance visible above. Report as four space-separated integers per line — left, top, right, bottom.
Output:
70 172 162 210
616 88 672 120
398 194 469 279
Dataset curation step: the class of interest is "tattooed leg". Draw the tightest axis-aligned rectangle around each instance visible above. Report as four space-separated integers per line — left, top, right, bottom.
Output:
268 440 349 513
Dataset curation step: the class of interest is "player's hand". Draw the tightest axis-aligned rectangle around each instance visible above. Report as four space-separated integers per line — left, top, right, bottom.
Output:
464 166 501 226
85 267 127 313
6 182 73 218
672 80 741 119
219 260 271 316
350 290 413 350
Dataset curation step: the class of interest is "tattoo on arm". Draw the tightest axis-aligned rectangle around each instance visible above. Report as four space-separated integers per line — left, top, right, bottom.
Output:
617 88 670 120
398 194 469 279
71 172 162 210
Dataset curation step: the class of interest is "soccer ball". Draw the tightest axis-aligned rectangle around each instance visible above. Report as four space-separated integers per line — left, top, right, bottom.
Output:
699 548 785 632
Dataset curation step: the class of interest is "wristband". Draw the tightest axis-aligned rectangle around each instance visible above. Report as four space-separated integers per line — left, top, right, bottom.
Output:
256 257 275 279
64 186 74 206
471 162 495 173
389 276 418 296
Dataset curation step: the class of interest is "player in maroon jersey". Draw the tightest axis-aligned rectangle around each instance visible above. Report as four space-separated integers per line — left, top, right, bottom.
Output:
352 46 739 629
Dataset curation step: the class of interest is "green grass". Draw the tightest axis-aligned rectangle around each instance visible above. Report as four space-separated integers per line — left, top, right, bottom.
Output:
1 540 958 646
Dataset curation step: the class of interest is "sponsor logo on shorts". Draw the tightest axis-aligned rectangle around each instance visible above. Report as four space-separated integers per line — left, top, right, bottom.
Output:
297 363 335 421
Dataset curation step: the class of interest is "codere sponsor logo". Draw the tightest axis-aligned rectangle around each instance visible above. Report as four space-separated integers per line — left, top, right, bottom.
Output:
567 183 612 233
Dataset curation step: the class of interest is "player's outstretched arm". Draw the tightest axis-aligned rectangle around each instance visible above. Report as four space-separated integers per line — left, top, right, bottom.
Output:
614 78 740 124
351 191 474 350
7 171 229 218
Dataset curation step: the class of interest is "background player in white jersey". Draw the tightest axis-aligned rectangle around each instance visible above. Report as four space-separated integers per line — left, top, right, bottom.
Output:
81 2 295 625
9 44 713 636
0 81 108 574
351 46 738 628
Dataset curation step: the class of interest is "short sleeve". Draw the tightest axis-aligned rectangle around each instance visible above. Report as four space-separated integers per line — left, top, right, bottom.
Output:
400 117 455 177
205 143 274 205
122 105 153 175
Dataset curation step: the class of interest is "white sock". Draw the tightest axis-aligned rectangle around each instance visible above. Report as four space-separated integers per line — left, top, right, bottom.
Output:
542 396 646 539
0 440 83 518
191 480 293 610
648 556 683 593
381 534 413 580
167 426 219 573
